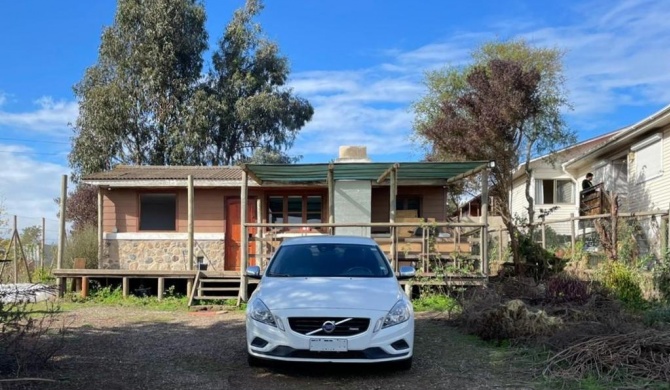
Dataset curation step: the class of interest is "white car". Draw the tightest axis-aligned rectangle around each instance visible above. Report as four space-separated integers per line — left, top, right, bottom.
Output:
245 235 415 369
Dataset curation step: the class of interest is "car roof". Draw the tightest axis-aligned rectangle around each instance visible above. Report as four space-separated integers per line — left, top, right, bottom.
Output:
280 235 378 246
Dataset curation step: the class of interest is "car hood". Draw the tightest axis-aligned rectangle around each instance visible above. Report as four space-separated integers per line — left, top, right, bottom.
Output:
256 277 404 311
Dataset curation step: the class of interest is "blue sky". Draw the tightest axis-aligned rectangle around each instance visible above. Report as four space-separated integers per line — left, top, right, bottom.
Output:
1 0 669 240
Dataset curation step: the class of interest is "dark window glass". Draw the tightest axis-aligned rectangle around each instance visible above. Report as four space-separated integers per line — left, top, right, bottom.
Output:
140 193 176 231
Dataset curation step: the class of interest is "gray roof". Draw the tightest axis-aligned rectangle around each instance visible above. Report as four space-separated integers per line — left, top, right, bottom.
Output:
83 165 243 181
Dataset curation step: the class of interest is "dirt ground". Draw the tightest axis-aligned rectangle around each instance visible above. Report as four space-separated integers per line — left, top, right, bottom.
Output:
7 306 539 390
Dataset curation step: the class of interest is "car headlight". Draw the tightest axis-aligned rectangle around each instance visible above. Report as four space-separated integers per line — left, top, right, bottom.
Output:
374 299 412 332
248 299 284 330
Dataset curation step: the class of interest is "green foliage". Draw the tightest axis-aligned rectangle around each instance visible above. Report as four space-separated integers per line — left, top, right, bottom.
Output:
600 262 646 309
643 306 670 327
653 250 670 303
32 268 55 284
518 232 566 280
66 285 188 311
63 225 98 269
69 0 209 178
545 273 591 304
413 293 461 314
616 219 641 265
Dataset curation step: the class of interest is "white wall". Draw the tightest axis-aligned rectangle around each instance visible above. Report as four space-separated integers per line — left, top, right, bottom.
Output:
334 180 372 236
628 126 670 213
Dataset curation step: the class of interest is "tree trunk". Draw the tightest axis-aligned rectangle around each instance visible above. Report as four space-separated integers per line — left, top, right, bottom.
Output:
523 141 535 236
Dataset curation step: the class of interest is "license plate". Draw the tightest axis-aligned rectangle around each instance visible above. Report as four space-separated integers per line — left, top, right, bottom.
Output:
309 338 348 352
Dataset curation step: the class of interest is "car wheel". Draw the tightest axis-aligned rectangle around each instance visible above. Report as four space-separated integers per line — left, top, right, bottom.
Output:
247 352 264 368
391 357 412 371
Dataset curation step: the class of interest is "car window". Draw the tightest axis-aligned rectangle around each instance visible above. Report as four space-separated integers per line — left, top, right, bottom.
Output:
266 243 392 278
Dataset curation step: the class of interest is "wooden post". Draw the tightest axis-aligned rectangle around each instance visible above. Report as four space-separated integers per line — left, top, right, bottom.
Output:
187 175 194 271
480 168 489 276
541 216 546 249
41 217 45 271
570 213 576 256
57 175 67 295
122 277 129 298
97 189 103 267
498 229 503 263
327 164 335 235
157 277 164 301
13 216 17 283
240 170 249 302
81 276 89 298
390 167 397 272
256 198 262 267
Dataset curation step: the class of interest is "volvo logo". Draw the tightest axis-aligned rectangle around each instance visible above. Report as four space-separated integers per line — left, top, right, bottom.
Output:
321 321 336 334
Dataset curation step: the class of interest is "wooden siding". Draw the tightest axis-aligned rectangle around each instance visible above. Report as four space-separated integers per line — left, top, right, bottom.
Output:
629 125 670 212
102 188 138 233
371 186 445 223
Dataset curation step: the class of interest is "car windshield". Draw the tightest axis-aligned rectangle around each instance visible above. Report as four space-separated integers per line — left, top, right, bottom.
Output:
265 243 393 278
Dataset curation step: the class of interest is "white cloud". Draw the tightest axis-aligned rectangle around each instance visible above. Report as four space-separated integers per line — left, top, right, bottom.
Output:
0 144 68 242
0 96 78 135
0 92 6 107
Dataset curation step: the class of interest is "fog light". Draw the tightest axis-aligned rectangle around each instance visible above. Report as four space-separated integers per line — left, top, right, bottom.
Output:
390 339 409 350
251 337 268 348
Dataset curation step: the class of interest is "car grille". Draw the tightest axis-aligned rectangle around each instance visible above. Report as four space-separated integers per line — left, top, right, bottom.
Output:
288 317 370 336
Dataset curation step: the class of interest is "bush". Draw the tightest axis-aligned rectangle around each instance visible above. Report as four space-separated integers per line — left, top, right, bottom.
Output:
517 233 567 280
643 306 670 328
0 287 64 376
653 253 670 303
413 294 460 313
601 262 645 309
545 273 591 304
64 224 98 269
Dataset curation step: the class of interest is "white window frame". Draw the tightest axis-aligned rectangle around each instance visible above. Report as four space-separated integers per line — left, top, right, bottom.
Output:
534 179 575 205
631 134 663 184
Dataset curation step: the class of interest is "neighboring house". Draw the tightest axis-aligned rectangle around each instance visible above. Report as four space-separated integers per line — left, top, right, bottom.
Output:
509 129 623 235
563 104 670 215
82 146 489 272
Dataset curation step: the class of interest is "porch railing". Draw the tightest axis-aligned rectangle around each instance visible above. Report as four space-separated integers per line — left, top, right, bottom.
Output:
244 221 488 276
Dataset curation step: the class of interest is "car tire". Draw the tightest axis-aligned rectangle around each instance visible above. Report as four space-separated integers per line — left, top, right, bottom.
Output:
247 352 264 368
391 356 412 371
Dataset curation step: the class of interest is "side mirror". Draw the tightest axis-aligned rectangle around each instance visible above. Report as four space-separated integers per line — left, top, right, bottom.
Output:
246 265 262 279
397 266 416 280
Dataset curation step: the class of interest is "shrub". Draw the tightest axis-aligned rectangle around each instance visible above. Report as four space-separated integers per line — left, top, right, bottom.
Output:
517 233 567 281
0 287 64 376
64 224 98 269
545 273 591 304
643 306 670 328
601 262 645 309
413 293 461 313
653 253 670 303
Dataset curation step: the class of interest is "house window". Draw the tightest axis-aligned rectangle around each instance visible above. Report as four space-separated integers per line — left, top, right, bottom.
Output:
139 193 176 231
268 195 323 224
396 196 421 217
632 134 663 183
535 180 574 205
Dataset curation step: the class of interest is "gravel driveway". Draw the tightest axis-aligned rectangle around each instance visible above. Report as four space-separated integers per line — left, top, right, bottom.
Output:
10 306 537 389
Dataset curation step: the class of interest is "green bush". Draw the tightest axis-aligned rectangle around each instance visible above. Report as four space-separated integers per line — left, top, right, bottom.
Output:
545 273 591 304
643 306 670 327
601 262 645 309
653 252 670 303
517 232 566 281
64 225 98 269
413 293 461 313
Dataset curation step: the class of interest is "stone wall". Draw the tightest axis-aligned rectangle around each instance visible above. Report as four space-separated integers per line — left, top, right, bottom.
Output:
102 239 225 271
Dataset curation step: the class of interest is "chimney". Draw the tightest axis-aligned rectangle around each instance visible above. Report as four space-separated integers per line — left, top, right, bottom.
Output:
335 145 371 163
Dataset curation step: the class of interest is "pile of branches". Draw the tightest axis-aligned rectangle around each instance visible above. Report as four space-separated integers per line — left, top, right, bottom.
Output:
543 330 670 383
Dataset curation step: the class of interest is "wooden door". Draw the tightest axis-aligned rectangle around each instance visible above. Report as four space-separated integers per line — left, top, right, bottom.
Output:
225 198 257 271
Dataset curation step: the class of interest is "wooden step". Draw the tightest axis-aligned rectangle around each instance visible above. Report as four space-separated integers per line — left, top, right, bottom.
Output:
193 295 238 300
199 286 240 291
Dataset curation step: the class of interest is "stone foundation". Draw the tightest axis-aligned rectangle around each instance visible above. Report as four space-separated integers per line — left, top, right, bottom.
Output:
102 239 225 271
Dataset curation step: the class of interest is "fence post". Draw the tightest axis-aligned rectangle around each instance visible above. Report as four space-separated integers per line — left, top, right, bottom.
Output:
541 216 546 249
498 229 503 263
570 213 576 258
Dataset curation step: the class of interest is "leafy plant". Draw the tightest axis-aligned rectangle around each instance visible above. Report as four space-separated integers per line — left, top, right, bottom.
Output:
545 273 591 304
600 262 646 309
413 293 461 314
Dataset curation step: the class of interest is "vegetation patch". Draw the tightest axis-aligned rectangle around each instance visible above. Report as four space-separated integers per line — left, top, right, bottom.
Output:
412 294 461 314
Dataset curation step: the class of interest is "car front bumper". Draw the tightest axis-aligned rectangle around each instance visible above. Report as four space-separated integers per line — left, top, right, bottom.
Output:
246 308 414 363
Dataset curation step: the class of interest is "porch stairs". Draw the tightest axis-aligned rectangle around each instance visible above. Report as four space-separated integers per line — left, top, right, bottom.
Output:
187 271 241 307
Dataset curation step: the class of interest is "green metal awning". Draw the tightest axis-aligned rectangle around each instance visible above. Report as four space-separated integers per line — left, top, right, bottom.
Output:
242 161 491 184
